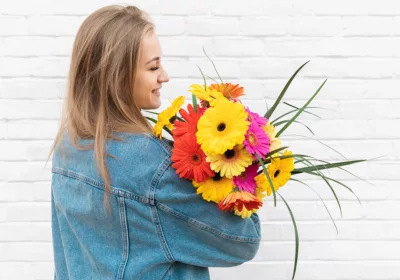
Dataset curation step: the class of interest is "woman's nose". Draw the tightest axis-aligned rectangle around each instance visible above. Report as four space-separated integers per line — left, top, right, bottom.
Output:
158 66 170 83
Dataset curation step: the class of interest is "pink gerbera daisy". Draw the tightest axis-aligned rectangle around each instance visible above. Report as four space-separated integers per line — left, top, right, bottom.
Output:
244 122 270 158
246 108 267 127
233 164 258 193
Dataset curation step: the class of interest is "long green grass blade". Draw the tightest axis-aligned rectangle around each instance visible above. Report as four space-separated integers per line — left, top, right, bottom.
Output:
257 155 277 207
278 193 299 280
265 146 290 157
283 102 322 119
305 171 361 204
265 60 310 119
283 134 349 160
271 107 321 125
290 178 338 234
276 79 327 138
292 159 366 175
144 110 159 116
297 157 343 217
202 47 233 98
273 120 315 136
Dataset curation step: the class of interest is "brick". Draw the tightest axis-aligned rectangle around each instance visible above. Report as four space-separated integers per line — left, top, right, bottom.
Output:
0 182 51 202
213 38 265 57
187 18 239 36
0 78 66 99
2 37 74 57
0 202 51 222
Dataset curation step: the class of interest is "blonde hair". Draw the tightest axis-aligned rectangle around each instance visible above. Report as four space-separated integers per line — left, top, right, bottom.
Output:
48 5 155 209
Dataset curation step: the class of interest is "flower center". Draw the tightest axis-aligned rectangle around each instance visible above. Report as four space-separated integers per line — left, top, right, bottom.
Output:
190 153 202 165
223 147 240 162
169 115 177 124
248 132 258 146
212 173 223 181
274 169 280 178
217 123 226 132
224 149 236 159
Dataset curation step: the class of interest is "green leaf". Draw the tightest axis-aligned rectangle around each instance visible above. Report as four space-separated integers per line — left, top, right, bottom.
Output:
292 159 366 175
265 60 310 119
290 178 338 234
144 110 159 116
278 193 299 280
265 146 290 158
257 155 277 207
276 79 327 138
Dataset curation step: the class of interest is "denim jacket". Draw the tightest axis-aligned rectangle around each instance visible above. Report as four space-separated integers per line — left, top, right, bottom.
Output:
51 132 261 280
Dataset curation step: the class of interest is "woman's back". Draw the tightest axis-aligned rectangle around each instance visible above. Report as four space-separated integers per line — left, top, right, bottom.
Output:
51 132 261 279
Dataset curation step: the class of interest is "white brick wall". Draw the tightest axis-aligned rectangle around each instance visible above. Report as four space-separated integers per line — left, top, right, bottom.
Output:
1 0 399 279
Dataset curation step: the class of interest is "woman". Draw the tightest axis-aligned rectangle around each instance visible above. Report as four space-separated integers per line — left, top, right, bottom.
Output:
49 5 261 280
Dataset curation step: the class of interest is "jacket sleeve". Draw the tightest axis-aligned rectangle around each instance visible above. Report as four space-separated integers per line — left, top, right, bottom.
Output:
154 160 261 268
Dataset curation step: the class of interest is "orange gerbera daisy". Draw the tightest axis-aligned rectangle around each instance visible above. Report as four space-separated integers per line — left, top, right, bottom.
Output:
218 191 263 213
171 133 214 182
201 83 245 107
209 83 245 99
172 104 205 140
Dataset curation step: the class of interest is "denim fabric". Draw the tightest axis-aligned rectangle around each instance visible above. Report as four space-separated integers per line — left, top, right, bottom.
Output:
51 132 261 280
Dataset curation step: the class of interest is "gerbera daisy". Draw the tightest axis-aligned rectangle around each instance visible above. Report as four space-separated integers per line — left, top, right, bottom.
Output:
196 98 250 155
172 133 214 182
234 206 257 219
246 108 267 127
209 83 245 99
233 163 258 193
172 104 204 140
192 173 234 203
206 145 253 178
189 84 225 107
244 122 270 159
218 191 263 213
254 150 295 197
153 96 185 139
263 122 282 155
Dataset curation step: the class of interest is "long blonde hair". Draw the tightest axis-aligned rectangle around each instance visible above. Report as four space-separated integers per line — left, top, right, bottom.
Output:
48 5 155 208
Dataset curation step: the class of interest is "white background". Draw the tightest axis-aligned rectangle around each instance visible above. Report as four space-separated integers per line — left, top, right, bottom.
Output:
0 0 399 279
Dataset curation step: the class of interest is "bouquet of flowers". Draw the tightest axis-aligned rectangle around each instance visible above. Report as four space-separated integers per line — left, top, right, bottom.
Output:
147 56 368 279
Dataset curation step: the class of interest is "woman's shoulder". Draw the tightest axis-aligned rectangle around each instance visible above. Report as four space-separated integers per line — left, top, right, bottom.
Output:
110 132 173 159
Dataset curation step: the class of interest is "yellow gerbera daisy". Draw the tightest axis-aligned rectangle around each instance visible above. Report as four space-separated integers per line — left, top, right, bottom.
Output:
254 150 294 197
263 122 282 155
189 84 225 107
196 99 250 155
206 145 253 178
153 96 185 139
234 206 257 219
192 174 234 203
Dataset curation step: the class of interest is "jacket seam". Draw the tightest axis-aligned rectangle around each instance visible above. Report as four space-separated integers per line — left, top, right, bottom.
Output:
149 157 175 262
156 201 261 243
150 206 175 262
51 167 149 205
116 196 129 280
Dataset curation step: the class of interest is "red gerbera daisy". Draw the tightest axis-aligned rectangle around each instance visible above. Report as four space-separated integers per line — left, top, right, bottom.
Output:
171 133 214 182
218 191 263 212
172 104 205 140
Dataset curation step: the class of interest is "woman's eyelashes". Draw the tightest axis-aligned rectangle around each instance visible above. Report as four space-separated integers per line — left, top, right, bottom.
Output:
150 66 159 71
